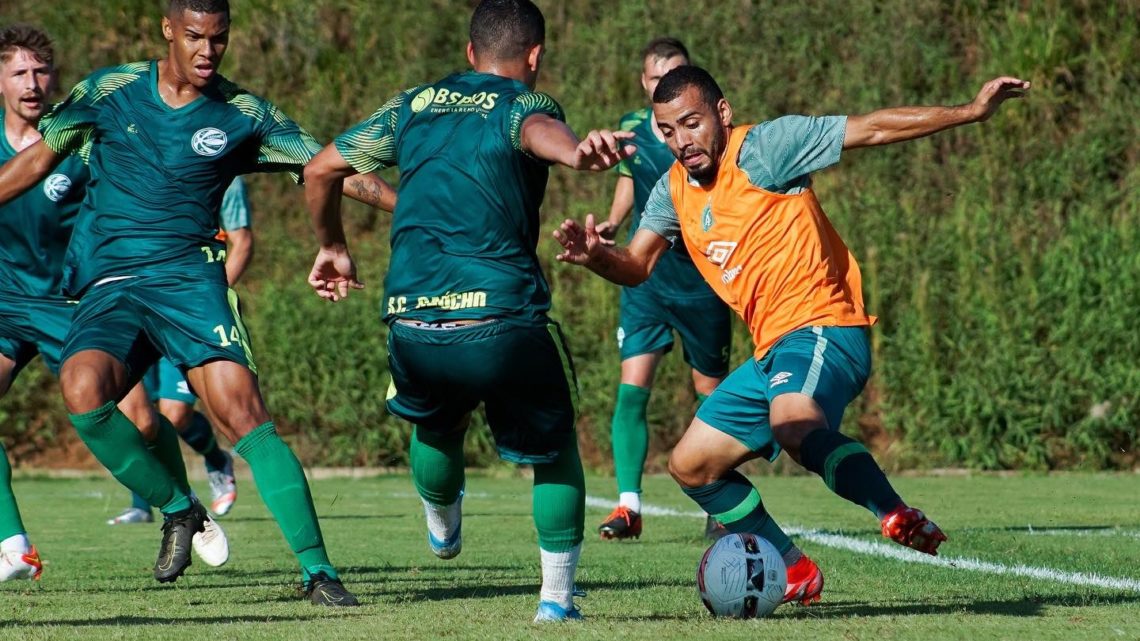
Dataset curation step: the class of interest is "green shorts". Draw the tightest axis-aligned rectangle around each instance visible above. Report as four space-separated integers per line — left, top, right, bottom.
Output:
696 326 871 460
61 274 256 383
0 292 76 378
386 319 578 464
618 284 732 378
142 357 198 405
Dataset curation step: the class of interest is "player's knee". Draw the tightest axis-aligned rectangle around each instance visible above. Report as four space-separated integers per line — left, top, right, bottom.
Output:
159 401 194 431
212 405 270 441
60 361 116 414
668 446 716 489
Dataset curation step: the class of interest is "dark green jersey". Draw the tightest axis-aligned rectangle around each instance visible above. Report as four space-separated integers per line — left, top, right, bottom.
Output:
615 108 712 298
38 61 320 296
335 71 564 325
0 108 89 298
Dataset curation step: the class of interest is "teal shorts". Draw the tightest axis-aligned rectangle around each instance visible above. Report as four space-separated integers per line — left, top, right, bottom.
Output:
0 292 76 378
61 274 256 384
696 326 871 460
618 284 732 378
386 319 578 464
143 357 198 405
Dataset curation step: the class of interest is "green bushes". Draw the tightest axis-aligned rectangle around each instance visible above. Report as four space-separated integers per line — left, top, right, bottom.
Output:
1 0 1136 469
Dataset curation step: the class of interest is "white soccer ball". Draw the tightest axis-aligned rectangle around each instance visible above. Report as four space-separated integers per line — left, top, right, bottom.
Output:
697 532 787 618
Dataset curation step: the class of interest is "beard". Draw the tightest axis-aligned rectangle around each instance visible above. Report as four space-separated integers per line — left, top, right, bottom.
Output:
683 126 727 184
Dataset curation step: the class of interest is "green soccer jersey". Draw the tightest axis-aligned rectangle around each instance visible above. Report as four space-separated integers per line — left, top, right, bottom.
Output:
335 71 565 326
38 61 320 296
0 107 89 298
615 108 712 298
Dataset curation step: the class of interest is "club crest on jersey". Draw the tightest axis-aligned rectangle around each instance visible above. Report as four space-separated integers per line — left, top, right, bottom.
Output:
43 174 73 202
191 127 228 156
701 203 715 231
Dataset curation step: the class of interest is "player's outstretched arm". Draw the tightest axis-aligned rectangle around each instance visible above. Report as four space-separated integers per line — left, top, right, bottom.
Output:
594 176 635 246
521 114 637 171
554 214 669 286
844 76 1030 149
304 143 364 302
0 140 62 205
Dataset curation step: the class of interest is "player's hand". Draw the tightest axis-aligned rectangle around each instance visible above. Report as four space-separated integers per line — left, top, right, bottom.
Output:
554 214 606 265
971 76 1031 122
593 218 619 246
572 130 637 171
308 245 364 302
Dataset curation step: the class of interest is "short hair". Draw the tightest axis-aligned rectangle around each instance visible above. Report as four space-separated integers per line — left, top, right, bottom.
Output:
0 24 54 67
653 65 724 111
641 37 689 64
470 0 545 61
167 0 230 17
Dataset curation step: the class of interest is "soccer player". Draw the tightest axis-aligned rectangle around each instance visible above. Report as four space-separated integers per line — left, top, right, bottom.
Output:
0 1 390 603
593 37 732 542
109 176 253 525
303 0 634 622
555 66 1028 604
0 23 221 582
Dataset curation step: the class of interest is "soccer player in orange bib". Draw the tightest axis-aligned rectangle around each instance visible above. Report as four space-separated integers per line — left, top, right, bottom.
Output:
555 65 1028 604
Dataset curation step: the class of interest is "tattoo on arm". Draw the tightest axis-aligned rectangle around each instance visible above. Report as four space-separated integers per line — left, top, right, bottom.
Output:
346 177 383 207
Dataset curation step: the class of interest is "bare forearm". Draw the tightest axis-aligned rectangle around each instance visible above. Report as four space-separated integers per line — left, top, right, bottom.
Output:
845 104 978 148
607 176 634 228
343 173 397 212
522 116 580 167
224 232 253 286
305 172 348 249
586 246 654 287
0 141 60 204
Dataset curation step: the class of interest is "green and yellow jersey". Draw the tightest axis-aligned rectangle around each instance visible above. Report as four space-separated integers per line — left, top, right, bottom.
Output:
335 71 565 326
0 108 89 298
38 60 320 296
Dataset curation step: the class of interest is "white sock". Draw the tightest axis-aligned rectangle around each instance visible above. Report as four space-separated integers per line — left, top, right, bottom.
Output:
540 543 581 609
618 492 641 513
1 534 29 554
422 495 462 542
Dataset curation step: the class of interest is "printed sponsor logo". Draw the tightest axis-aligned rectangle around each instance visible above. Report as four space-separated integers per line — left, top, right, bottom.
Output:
43 173 72 202
412 87 500 114
705 241 738 267
721 266 742 284
191 127 228 156
769 371 793 387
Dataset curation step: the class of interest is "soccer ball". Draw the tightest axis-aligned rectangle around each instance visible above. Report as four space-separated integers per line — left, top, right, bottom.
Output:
697 532 787 618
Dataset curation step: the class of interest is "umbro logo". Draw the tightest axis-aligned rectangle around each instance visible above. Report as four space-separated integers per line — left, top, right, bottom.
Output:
770 371 793 387
191 127 228 156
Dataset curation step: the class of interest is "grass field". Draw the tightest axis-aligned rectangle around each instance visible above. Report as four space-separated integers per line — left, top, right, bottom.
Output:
1 472 1138 640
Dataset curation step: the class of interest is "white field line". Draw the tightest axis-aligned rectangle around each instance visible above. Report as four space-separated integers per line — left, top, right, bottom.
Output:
584 495 1140 593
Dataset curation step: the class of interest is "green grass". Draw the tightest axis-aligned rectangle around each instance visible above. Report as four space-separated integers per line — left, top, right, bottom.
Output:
1 473 1138 640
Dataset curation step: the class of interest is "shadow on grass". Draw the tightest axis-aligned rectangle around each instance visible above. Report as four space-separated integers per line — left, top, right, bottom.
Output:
779 592 1140 619
0 613 366 628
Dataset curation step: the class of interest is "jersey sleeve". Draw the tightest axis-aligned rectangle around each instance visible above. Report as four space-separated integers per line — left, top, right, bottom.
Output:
738 115 847 192
508 91 565 157
334 89 413 175
39 66 143 156
219 177 251 231
249 101 323 182
613 111 643 178
637 172 681 245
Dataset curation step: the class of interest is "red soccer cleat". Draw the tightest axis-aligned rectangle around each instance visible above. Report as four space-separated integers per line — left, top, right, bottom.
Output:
881 505 947 555
597 505 642 540
782 554 824 605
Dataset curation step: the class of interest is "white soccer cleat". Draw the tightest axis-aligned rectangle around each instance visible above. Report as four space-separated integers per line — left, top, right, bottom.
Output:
107 507 154 525
0 546 42 581
192 513 229 567
207 451 237 517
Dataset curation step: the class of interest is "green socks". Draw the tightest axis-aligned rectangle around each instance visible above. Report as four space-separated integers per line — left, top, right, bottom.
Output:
179 411 228 473
533 435 585 553
147 415 192 497
799 429 902 519
0 442 26 541
234 422 334 580
70 402 191 515
410 426 465 506
681 470 795 555
611 383 651 496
